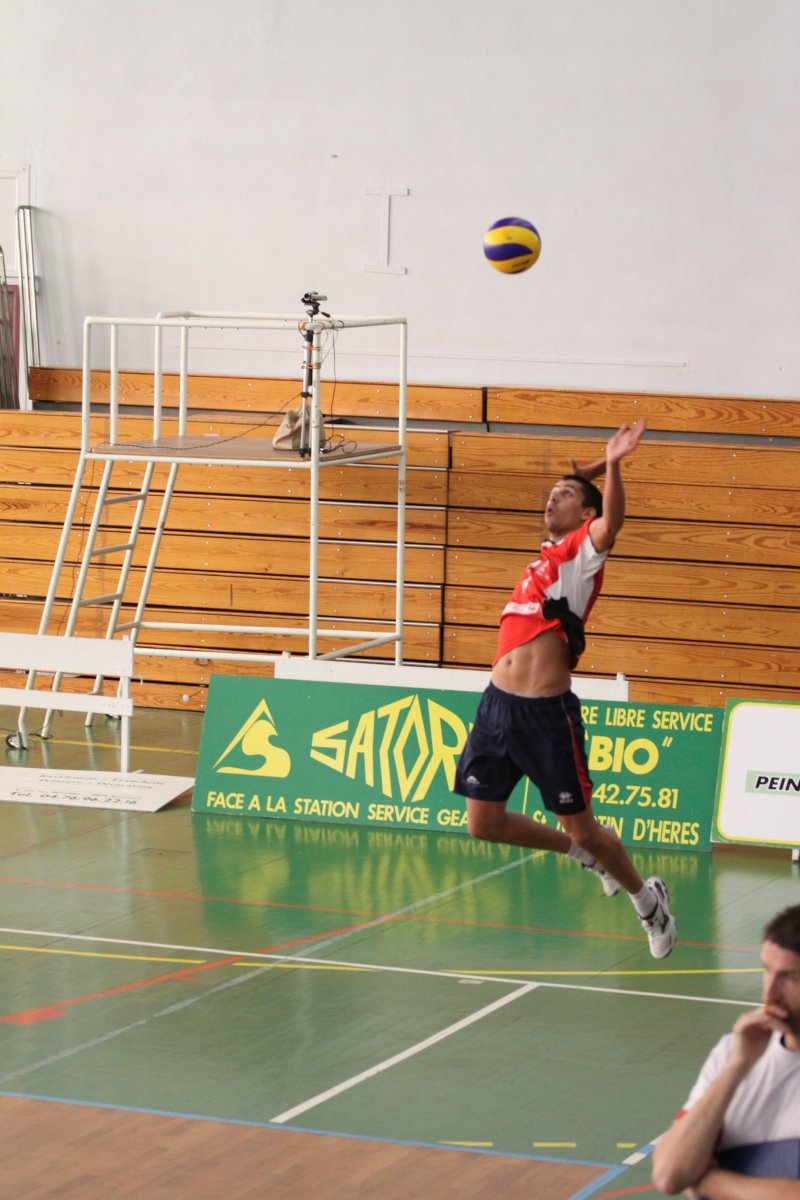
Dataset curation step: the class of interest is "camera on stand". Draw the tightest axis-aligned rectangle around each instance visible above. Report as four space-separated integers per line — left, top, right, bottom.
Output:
301 292 330 318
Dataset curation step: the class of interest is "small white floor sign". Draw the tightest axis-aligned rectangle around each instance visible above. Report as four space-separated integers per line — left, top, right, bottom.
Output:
0 767 194 812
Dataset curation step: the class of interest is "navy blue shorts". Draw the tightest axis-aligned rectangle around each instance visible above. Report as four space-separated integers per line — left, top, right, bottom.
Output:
453 683 593 816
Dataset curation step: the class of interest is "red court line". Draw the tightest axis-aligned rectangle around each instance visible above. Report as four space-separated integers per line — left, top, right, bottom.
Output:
410 913 752 951
0 874 383 918
597 1185 656 1197
0 821 112 861
0 919 394 1026
0 873 759 952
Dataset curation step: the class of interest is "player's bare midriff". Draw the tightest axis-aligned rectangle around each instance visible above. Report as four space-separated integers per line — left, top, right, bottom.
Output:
490 629 572 697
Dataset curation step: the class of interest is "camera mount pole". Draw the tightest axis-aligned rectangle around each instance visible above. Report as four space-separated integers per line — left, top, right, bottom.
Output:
299 291 330 458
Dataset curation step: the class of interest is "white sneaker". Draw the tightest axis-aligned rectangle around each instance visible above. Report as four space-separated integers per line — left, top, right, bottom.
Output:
582 859 621 897
641 876 677 959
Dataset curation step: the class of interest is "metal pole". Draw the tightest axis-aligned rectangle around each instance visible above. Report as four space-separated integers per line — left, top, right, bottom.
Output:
153 323 163 439
109 323 119 445
394 321 408 664
178 324 189 436
308 326 322 657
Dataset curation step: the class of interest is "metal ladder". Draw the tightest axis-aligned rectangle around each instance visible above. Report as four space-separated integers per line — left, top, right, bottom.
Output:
30 452 182 739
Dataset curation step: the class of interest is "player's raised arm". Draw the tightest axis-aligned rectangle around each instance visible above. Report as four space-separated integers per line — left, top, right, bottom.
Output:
588 419 646 552
568 453 606 481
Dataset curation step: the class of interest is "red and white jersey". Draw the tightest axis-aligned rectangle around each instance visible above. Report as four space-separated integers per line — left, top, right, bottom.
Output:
494 518 609 667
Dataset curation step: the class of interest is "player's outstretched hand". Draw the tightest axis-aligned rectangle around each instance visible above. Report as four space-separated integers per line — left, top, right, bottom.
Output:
605 418 647 465
568 454 606 481
569 419 646 478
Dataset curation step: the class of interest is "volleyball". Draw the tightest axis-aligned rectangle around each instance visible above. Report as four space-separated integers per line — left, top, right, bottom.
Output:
483 217 541 274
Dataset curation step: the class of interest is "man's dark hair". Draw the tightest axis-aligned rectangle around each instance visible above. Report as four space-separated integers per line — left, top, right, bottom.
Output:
763 904 800 955
562 474 603 518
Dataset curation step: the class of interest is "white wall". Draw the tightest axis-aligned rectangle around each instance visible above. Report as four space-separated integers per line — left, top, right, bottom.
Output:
2 0 799 398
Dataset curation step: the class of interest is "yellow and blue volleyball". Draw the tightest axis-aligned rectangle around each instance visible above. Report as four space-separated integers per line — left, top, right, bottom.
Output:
483 217 541 274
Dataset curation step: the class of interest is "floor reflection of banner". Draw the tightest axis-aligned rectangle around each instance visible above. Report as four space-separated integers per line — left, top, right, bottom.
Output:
193 677 721 852
714 700 800 848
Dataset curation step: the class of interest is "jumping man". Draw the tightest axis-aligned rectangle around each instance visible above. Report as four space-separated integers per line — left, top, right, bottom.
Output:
454 419 677 959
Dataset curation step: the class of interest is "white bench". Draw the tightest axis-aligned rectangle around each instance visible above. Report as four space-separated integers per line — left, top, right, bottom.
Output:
0 634 134 772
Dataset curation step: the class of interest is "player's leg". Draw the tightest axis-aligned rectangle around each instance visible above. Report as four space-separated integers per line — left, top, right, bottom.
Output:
534 691 677 957
466 796 572 851
559 809 676 957
558 808 642 893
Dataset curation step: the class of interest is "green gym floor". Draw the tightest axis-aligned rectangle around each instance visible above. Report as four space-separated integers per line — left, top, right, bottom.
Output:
0 706 796 1199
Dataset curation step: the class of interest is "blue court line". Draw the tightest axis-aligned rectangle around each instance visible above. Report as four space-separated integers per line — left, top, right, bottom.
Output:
566 1139 657 1200
564 1166 629 1200
0 1088 617 1171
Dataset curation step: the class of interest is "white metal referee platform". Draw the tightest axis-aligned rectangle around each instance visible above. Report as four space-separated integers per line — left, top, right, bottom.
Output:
10 306 409 749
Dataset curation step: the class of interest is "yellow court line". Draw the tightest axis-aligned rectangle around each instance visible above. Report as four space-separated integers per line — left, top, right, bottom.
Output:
451 968 762 977
0 944 371 972
0 943 205 964
46 737 196 757
441 1141 494 1148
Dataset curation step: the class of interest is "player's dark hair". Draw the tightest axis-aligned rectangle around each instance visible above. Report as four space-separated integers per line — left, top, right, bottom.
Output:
562 474 603 518
763 904 800 955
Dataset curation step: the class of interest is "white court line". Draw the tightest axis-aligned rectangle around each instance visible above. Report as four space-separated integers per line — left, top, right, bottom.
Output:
0 927 762 1006
284 851 539 955
622 1148 651 1166
0 849 759 1100
0 960 282 1088
0 924 758 1103
269 983 538 1125
0 856 539 1087
0 927 493 984
0 849 537 967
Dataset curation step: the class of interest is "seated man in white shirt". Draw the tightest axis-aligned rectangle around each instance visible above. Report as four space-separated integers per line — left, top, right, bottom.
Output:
652 903 800 1198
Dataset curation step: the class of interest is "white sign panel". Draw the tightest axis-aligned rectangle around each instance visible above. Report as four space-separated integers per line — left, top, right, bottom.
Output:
714 700 800 847
0 768 194 812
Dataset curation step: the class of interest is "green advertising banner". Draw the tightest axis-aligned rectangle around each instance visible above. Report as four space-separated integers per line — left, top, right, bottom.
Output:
191 676 719 854
192 676 722 851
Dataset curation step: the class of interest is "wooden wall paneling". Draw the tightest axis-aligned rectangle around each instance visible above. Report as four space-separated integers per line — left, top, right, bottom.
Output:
446 552 797 609
584 596 800 648
487 386 800 438
0 447 83 487
445 583 798 637
449 471 799 526
0 560 444 616
1 517 447 582
0 599 441 645
28 368 484 423
580 636 800 691
1 452 447 507
442 626 800 692
7 398 798 711
451 431 800 489
624 678 800 708
447 511 800 568
0 410 451 468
